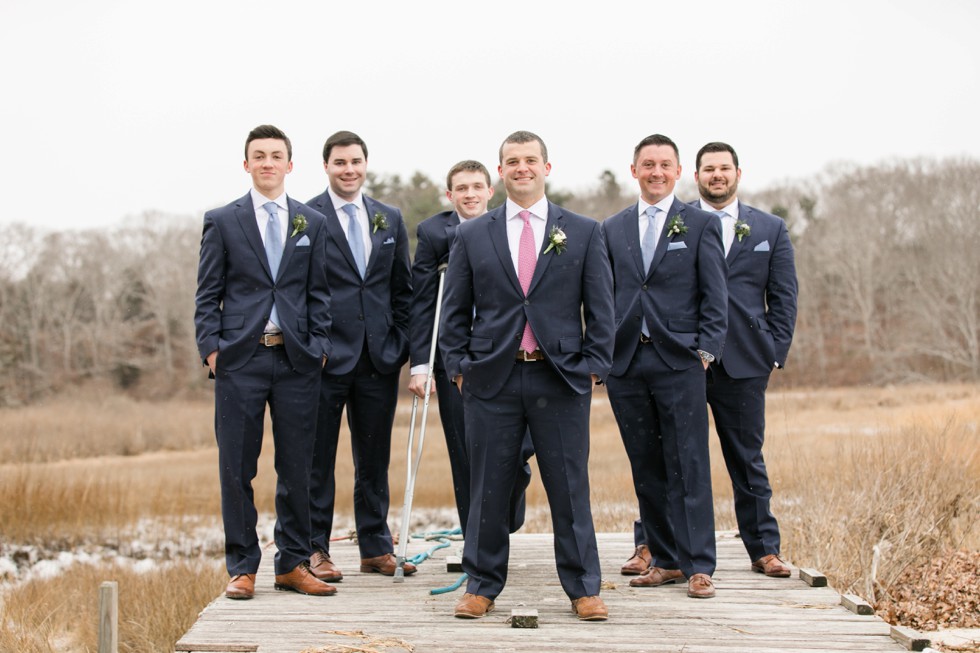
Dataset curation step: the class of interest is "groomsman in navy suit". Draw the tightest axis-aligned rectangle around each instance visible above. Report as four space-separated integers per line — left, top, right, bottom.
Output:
305 131 414 580
195 124 336 599
602 134 727 599
408 160 531 536
693 142 798 577
440 131 614 621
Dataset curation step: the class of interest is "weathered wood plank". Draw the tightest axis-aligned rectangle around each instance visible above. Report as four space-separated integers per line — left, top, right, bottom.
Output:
177 532 906 653
890 625 931 651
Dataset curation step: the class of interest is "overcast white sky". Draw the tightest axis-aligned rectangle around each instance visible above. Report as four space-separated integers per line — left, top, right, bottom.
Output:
2 0 978 231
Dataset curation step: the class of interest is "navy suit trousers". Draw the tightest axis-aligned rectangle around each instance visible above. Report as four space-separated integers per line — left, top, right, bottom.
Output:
707 362 779 560
214 345 320 576
462 360 600 601
607 343 716 577
311 349 399 558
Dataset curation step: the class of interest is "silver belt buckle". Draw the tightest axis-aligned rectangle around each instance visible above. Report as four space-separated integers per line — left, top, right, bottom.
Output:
262 333 276 346
521 350 536 362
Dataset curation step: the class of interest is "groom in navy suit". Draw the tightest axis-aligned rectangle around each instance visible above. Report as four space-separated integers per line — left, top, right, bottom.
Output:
693 142 798 577
305 131 414 581
602 134 727 599
195 124 335 599
440 131 614 621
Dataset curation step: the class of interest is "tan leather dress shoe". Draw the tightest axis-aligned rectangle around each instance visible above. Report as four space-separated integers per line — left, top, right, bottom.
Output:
360 553 416 576
752 554 792 577
620 544 652 575
687 573 716 598
629 566 683 587
274 562 337 596
225 573 255 600
571 595 609 621
310 549 343 582
454 593 494 618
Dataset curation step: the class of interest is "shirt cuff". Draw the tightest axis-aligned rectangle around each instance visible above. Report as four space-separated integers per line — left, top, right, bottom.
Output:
410 364 429 376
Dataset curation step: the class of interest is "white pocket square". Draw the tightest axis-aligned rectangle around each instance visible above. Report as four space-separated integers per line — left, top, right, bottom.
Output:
667 241 687 251
383 236 395 245
296 234 311 247
753 241 770 252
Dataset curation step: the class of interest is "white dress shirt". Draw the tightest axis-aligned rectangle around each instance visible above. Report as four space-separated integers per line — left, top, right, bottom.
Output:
328 187 373 261
637 193 676 247
505 196 548 274
251 188 288 333
700 197 739 255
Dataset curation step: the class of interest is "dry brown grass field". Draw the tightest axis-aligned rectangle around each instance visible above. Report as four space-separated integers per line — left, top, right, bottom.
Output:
1 382 977 652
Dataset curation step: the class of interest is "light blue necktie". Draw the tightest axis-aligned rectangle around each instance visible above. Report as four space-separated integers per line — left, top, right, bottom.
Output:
342 203 366 278
263 201 283 329
713 209 733 255
641 206 659 272
640 206 659 338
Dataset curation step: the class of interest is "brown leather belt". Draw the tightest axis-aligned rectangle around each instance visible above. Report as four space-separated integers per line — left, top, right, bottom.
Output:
516 349 544 362
260 333 284 347
639 334 652 344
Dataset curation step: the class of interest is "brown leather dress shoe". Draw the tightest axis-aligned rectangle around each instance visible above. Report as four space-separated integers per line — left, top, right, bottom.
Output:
629 566 684 587
454 593 494 618
752 554 792 578
225 573 255 600
571 595 609 621
620 544 652 575
310 549 343 582
360 553 416 576
687 573 716 598
274 562 337 596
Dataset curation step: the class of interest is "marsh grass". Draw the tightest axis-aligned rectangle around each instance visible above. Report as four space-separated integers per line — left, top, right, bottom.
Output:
1 383 977 650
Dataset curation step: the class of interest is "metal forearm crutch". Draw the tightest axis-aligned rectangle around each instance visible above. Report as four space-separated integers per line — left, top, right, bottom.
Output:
395 262 448 582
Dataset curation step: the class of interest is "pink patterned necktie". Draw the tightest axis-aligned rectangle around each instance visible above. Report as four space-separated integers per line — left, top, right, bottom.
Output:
518 210 538 352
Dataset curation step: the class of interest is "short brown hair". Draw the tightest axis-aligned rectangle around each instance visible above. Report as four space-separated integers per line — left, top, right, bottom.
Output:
499 130 548 164
633 134 678 164
245 124 292 161
696 142 739 170
446 160 491 190
322 130 368 162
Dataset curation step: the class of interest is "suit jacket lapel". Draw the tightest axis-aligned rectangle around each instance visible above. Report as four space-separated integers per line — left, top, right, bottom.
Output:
275 197 306 281
726 204 750 264
647 198 684 277
487 206 523 296
235 194 273 280
315 196 360 275
444 212 461 259
526 202 561 295
624 205 645 279
363 196 388 275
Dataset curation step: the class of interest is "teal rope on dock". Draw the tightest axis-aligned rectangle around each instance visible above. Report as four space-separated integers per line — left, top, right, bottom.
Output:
401 528 467 594
430 572 468 595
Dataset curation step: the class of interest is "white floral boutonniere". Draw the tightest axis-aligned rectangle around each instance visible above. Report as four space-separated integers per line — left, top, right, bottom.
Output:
543 226 567 255
666 214 688 237
291 214 308 238
734 220 750 242
372 211 389 234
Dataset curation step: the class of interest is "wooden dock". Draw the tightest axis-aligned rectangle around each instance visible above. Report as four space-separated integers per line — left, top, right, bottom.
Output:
177 531 918 653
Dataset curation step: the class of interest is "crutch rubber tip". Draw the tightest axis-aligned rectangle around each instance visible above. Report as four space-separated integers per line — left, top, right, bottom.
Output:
393 567 405 583
510 609 538 628
446 556 463 572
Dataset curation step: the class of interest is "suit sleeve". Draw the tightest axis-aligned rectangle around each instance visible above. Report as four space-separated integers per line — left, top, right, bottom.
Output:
409 223 440 368
766 220 798 367
439 229 474 381
696 217 728 358
308 218 333 360
194 213 226 364
581 222 614 381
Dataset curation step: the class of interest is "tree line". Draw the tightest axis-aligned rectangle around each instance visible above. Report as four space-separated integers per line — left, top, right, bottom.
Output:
0 158 977 406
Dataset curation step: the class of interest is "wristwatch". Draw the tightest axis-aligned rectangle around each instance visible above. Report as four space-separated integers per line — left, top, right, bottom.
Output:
698 350 715 364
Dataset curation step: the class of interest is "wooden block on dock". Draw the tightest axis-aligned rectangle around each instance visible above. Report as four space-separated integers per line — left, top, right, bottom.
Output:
510 608 538 628
798 567 827 587
840 593 874 615
446 556 463 572
890 625 930 651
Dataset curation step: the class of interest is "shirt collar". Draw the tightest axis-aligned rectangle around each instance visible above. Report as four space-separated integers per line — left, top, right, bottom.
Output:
505 196 549 222
251 188 287 213
327 187 364 212
700 197 739 219
638 194 675 218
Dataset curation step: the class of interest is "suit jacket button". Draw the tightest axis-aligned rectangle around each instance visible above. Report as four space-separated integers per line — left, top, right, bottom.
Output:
642 284 647 290
358 314 364 320
515 334 521 340
524 300 529 305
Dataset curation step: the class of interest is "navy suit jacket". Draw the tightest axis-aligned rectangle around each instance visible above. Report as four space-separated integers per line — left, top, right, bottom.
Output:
306 191 412 376
439 202 614 399
602 198 728 376
690 200 798 377
410 210 461 370
195 193 331 374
